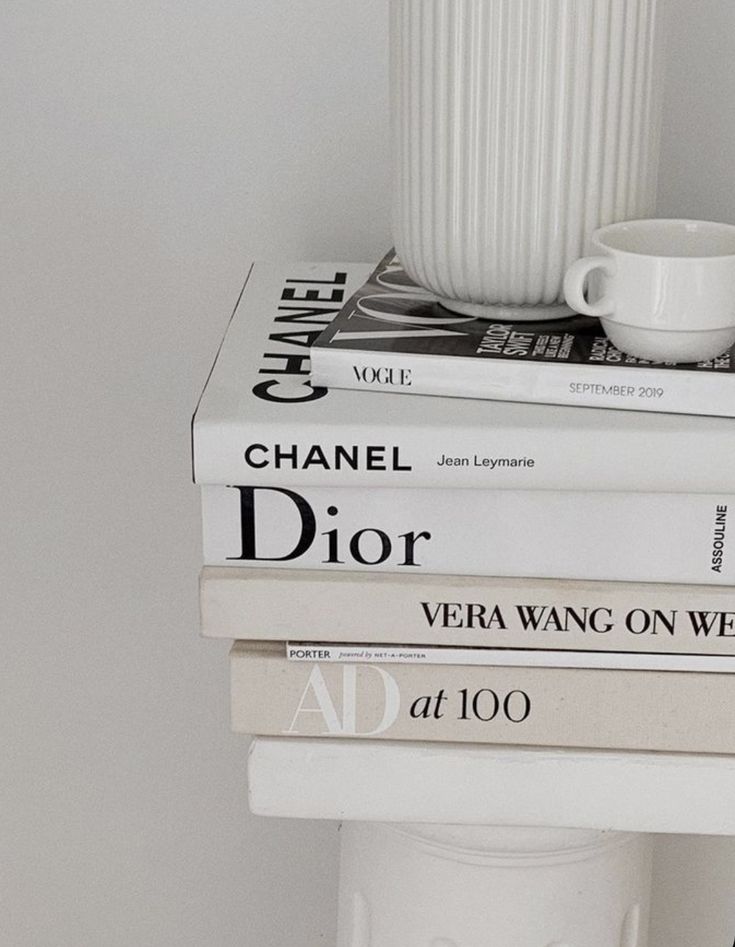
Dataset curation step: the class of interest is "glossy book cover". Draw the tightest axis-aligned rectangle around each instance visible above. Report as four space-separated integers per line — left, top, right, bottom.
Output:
311 251 735 417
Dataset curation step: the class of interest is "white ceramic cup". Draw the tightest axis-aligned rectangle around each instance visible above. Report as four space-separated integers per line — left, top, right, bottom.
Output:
564 219 735 363
390 0 665 320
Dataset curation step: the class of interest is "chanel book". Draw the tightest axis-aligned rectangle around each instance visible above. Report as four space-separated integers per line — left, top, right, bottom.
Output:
230 642 735 755
310 251 735 419
200 567 735 653
192 261 735 493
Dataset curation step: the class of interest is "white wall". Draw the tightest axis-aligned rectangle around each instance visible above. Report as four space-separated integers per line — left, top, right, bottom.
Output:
2 1 734 944
658 0 735 222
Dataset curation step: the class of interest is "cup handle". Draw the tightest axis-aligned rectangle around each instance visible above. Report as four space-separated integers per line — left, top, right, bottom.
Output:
564 256 616 318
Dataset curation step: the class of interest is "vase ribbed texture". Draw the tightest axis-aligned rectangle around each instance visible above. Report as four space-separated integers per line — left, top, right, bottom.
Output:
390 0 665 308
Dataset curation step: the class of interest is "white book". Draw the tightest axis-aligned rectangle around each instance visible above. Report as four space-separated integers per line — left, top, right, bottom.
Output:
201 484 735 585
200 566 735 654
192 261 735 493
311 251 735 418
285 643 735 674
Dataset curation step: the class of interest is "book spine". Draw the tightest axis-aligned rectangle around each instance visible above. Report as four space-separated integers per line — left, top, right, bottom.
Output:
310 345 734 418
194 415 735 494
201 485 735 586
284 643 735 673
201 567 735 655
230 644 735 754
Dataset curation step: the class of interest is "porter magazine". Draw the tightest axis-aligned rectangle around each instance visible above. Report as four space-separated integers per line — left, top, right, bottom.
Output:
285 643 735 674
311 251 735 418
192 262 735 492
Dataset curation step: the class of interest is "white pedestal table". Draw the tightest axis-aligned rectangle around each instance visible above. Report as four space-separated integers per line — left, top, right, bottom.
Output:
248 738 735 946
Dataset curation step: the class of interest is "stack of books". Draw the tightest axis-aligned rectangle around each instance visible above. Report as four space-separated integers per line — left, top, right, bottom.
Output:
193 256 735 754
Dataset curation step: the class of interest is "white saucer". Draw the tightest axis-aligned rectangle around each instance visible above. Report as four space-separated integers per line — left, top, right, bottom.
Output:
439 297 573 322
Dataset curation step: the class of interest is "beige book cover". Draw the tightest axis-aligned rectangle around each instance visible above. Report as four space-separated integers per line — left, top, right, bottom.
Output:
204 566 735 654
230 641 735 754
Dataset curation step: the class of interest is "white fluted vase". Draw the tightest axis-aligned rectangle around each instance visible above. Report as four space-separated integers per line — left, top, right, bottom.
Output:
390 0 666 319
